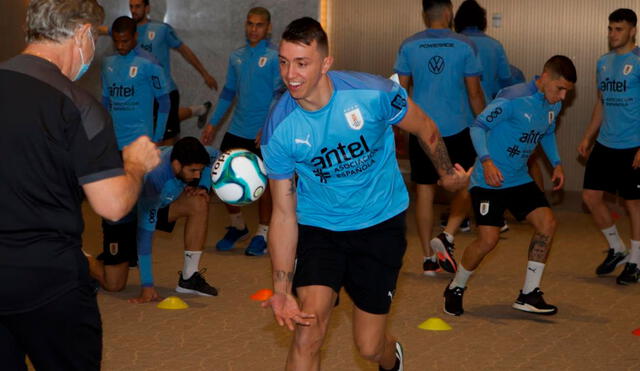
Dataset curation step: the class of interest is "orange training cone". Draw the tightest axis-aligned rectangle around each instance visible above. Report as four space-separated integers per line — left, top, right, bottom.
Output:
250 289 273 301
632 328 640 336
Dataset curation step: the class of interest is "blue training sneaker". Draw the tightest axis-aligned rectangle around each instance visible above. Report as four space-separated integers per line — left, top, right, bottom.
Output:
216 226 249 251
245 235 267 256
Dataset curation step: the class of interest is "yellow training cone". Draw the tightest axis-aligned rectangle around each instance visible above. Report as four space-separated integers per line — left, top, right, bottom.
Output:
418 317 452 331
157 296 189 310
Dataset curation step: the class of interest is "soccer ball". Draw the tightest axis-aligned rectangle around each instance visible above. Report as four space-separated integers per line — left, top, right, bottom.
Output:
211 149 268 206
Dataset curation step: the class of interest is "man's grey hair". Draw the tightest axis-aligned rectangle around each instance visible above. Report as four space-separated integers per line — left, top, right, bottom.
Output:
26 0 104 43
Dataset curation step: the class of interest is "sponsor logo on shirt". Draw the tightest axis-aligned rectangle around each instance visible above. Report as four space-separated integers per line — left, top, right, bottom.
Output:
108 83 135 97
419 42 454 48
623 64 633 75
129 66 138 78
310 135 376 183
519 130 544 144
141 43 153 53
391 94 407 111
599 78 627 92
294 134 312 147
485 107 503 123
428 56 445 74
258 56 268 68
148 31 156 41
344 107 364 130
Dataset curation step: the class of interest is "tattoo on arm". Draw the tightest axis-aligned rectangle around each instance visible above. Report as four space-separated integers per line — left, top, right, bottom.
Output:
418 136 454 176
528 232 551 262
274 270 294 283
287 178 296 195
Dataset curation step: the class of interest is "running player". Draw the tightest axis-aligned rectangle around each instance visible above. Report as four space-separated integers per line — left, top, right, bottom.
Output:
261 17 469 371
578 8 640 285
128 0 217 143
201 7 283 256
443 55 575 316
394 0 485 275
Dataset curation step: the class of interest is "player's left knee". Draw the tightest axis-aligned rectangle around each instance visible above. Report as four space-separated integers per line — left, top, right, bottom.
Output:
355 336 385 363
542 213 557 234
187 194 209 215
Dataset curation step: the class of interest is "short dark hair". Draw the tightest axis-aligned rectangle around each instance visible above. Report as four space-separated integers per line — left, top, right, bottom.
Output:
544 55 577 83
170 137 210 166
454 0 486 32
423 0 452 18
248 7 271 23
112 16 136 35
609 8 637 27
143 0 149 6
282 17 328 54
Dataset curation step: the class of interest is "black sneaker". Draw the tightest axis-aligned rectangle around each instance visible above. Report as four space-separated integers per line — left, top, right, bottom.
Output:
196 101 213 129
379 341 403 371
459 218 471 232
500 219 509 233
430 232 457 273
512 288 557 315
443 283 465 316
176 269 218 296
423 258 441 276
596 249 628 275
616 263 640 285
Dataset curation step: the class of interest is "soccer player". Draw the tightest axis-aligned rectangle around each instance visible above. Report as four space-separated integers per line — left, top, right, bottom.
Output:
443 55 575 316
201 7 283 256
261 17 469 371
394 0 485 275
102 16 170 148
578 8 640 285
128 0 218 144
454 0 511 101
0 0 160 368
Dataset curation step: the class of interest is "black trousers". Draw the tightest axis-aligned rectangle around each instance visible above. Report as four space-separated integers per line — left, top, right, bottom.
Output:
0 283 102 371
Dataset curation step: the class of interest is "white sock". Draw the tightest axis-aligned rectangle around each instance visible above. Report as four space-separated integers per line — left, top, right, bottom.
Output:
255 224 269 239
423 255 437 262
449 265 473 289
522 261 545 294
229 212 246 230
629 240 640 265
190 104 206 116
601 225 626 253
182 251 202 279
443 231 454 243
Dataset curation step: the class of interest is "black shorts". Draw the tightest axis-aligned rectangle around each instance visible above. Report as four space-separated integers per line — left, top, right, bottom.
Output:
154 89 180 140
583 142 640 200
156 205 176 233
0 284 102 371
99 218 137 266
470 182 550 227
293 212 407 315
220 132 262 157
409 128 476 184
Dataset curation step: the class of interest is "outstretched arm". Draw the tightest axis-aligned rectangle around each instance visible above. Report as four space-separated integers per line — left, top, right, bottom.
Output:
176 44 218 90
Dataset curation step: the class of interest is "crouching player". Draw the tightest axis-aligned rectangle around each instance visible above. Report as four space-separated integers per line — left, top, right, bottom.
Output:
443 56 576 316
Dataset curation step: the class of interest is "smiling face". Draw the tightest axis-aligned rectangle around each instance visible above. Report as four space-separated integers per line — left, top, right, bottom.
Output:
278 40 332 108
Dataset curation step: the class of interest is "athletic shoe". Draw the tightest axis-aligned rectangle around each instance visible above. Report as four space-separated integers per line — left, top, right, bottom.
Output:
423 258 442 276
245 235 267 256
439 213 471 233
616 263 640 285
196 101 213 129
443 283 465 316
176 269 218 296
595 248 628 275
512 288 557 315
500 220 509 233
430 232 457 273
378 341 403 371
215 226 249 251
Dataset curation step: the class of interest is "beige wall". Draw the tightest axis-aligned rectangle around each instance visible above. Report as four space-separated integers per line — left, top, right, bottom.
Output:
327 0 640 192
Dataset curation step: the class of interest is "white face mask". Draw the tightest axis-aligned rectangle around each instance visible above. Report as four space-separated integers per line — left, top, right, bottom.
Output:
73 28 95 81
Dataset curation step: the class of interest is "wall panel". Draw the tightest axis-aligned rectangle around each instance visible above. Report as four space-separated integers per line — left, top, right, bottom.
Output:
328 0 640 192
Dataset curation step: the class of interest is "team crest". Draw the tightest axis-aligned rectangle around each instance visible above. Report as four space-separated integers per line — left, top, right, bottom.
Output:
548 111 554 124
344 107 364 130
624 64 633 75
109 242 119 256
479 201 490 216
258 57 268 68
129 66 138 78
148 31 156 40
